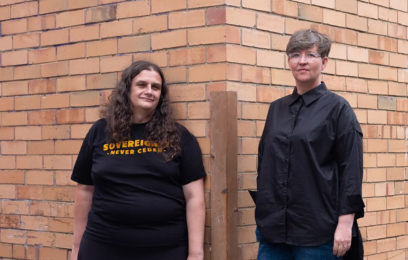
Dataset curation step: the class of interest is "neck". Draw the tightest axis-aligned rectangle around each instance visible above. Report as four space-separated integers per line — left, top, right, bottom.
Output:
296 79 321 95
132 110 154 123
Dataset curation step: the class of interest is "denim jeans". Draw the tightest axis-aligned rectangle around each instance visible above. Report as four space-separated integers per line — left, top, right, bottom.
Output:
256 228 343 260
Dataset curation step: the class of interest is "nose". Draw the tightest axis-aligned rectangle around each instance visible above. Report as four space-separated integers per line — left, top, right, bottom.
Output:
298 54 308 63
145 85 153 94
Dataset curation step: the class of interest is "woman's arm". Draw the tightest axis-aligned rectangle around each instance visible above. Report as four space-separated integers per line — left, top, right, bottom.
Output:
183 178 205 260
71 184 94 260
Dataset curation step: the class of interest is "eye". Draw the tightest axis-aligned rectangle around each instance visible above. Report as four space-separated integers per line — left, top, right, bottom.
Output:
152 84 161 90
289 53 300 59
307 53 320 58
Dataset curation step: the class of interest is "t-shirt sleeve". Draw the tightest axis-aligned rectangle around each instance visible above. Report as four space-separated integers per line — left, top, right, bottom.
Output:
179 127 206 185
71 123 98 185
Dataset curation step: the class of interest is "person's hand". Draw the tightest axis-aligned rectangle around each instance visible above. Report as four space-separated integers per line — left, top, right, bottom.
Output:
333 214 354 257
187 252 204 260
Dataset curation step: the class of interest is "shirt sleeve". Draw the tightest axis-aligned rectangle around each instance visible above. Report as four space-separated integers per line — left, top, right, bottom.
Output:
335 105 365 219
179 128 206 185
71 123 97 185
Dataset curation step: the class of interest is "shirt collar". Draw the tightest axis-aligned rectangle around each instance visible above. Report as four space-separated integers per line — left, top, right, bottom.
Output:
288 82 328 106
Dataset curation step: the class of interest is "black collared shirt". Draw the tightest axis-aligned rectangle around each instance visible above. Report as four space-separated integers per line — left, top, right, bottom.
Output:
255 82 364 246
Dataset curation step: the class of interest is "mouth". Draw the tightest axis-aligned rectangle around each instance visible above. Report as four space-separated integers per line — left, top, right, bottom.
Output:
140 97 154 102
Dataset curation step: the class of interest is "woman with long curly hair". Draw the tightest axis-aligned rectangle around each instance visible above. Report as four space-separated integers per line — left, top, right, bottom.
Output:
71 61 206 260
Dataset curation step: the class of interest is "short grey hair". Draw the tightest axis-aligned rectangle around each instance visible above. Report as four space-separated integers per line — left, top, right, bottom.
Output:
286 29 332 58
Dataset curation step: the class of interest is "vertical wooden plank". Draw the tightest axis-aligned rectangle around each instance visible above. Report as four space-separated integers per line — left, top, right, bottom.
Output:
210 91 238 260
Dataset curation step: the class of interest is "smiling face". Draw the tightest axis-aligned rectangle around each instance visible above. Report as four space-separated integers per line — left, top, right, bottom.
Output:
129 69 162 120
288 45 328 92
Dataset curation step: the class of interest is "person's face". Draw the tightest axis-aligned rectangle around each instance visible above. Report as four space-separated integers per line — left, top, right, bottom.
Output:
288 45 328 87
129 69 162 116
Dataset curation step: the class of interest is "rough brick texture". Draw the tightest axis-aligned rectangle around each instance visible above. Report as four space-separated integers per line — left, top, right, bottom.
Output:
0 0 407 259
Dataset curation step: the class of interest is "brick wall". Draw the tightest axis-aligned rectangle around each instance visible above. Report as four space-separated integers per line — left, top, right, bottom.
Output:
0 0 407 259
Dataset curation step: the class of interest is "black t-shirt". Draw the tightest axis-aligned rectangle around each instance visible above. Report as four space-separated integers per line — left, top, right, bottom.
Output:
256 82 364 246
71 119 206 247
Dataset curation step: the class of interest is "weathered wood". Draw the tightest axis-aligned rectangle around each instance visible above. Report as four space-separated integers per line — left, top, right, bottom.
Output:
209 91 238 260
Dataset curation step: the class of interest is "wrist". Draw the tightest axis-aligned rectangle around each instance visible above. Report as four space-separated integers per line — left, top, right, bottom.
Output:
338 213 354 228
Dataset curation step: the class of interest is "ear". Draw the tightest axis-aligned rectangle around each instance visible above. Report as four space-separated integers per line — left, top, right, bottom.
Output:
321 57 328 71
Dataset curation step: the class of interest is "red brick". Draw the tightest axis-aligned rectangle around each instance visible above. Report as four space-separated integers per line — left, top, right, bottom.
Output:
40 247 67 260
29 79 55 94
14 64 42 80
1 49 28 66
0 35 12 51
56 42 85 61
41 94 70 109
0 127 14 140
0 67 13 82
69 58 99 75
169 10 205 29
41 28 69 46
85 5 116 24
1 141 27 155
11 1 38 18
26 231 54 246
152 0 186 13
0 6 11 21
226 7 256 27
27 140 55 154
272 0 298 17
101 19 132 38
189 64 226 82
69 24 99 42
43 186 74 201
133 15 167 34
206 6 225 25
242 29 270 48
207 45 226 63
0 97 14 111
56 75 85 92
100 55 132 73
227 82 256 101
28 14 55 31
118 36 149 53
168 84 206 102
56 9 84 28
2 111 27 126
188 26 230 46
162 66 187 84
15 95 41 110
71 124 92 139
1 81 28 96
87 73 117 90
87 39 117 57
41 61 69 77
56 109 85 124
42 125 71 140
28 47 56 64
117 0 150 19
55 140 82 155
71 91 100 107
39 0 68 14
152 30 187 50
1 18 27 34
15 126 41 140
169 47 205 66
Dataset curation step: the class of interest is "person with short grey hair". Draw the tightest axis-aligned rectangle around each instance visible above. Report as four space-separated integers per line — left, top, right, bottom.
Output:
255 29 364 260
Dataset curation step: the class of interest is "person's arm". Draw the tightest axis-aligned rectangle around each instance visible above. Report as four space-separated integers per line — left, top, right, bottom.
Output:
183 178 205 260
71 184 94 260
333 213 354 257
333 105 364 257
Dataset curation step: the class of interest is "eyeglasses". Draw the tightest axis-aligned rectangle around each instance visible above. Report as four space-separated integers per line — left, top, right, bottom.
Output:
288 52 321 62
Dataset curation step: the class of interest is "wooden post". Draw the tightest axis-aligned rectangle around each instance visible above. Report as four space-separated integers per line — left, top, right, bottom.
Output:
209 91 238 260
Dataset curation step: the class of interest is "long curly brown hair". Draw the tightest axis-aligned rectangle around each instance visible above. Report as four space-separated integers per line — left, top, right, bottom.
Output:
101 60 180 160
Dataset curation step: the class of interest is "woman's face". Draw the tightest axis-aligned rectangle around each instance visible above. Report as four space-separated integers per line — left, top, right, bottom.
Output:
129 69 162 116
288 45 328 87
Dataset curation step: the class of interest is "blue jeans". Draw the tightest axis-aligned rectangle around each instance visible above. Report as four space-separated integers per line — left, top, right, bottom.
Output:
256 228 343 260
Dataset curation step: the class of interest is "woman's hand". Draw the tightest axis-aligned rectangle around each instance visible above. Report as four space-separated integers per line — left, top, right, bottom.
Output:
333 213 354 257
187 251 204 260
